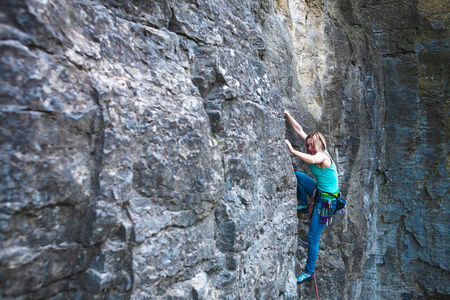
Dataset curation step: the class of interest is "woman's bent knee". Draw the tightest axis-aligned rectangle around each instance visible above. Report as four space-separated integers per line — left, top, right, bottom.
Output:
295 171 306 180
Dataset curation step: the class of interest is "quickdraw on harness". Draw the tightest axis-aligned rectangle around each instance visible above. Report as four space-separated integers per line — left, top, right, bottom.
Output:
310 189 340 226
319 200 333 225
320 192 336 225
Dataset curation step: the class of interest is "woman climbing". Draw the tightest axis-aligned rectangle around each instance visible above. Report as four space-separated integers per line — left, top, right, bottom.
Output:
284 110 339 284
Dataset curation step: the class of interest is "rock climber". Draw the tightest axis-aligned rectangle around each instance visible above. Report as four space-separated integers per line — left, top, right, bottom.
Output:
284 110 339 284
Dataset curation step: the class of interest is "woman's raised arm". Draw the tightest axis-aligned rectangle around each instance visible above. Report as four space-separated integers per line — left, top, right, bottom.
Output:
284 110 307 141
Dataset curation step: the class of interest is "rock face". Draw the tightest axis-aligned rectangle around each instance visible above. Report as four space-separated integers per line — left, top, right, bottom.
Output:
0 0 447 299
1 1 298 299
356 0 450 299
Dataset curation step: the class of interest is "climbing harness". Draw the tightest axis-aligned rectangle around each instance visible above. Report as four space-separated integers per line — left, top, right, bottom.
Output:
312 189 347 225
318 199 333 225
311 189 334 225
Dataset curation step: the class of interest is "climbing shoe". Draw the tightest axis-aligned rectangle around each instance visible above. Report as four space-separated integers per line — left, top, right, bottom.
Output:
296 272 313 284
297 205 308 213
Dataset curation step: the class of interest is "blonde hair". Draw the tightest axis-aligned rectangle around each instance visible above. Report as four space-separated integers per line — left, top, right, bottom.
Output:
305 132 327 153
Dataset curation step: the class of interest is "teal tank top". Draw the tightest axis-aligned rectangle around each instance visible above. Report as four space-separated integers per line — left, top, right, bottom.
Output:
310 152 339 194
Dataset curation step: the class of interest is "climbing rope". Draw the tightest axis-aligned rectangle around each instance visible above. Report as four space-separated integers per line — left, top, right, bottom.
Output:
313 273 320 300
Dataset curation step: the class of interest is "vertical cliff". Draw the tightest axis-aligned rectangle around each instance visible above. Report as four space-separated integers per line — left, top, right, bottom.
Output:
356 0 450 299
0 0 448 299
275 0 386 299
0 0 299 298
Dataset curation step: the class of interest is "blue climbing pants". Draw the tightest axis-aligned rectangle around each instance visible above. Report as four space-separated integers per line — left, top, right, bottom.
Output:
295 171 316 206
295 171 336 275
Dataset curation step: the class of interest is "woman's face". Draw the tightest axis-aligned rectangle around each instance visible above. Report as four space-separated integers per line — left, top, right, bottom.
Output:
306 138 316 155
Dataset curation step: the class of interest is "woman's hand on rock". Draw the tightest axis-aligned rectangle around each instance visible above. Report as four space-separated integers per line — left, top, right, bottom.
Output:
285 139 293 152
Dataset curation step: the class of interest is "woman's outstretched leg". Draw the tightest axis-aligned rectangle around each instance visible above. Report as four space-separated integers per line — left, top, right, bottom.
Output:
305 206 326 275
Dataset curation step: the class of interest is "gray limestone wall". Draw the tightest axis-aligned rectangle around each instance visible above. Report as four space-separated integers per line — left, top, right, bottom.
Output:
0 0 448 299
357 0 450 299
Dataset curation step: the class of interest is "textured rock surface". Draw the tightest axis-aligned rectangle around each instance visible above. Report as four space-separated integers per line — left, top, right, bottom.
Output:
1 1 298 299
357 0 450 299
0 0 448 299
